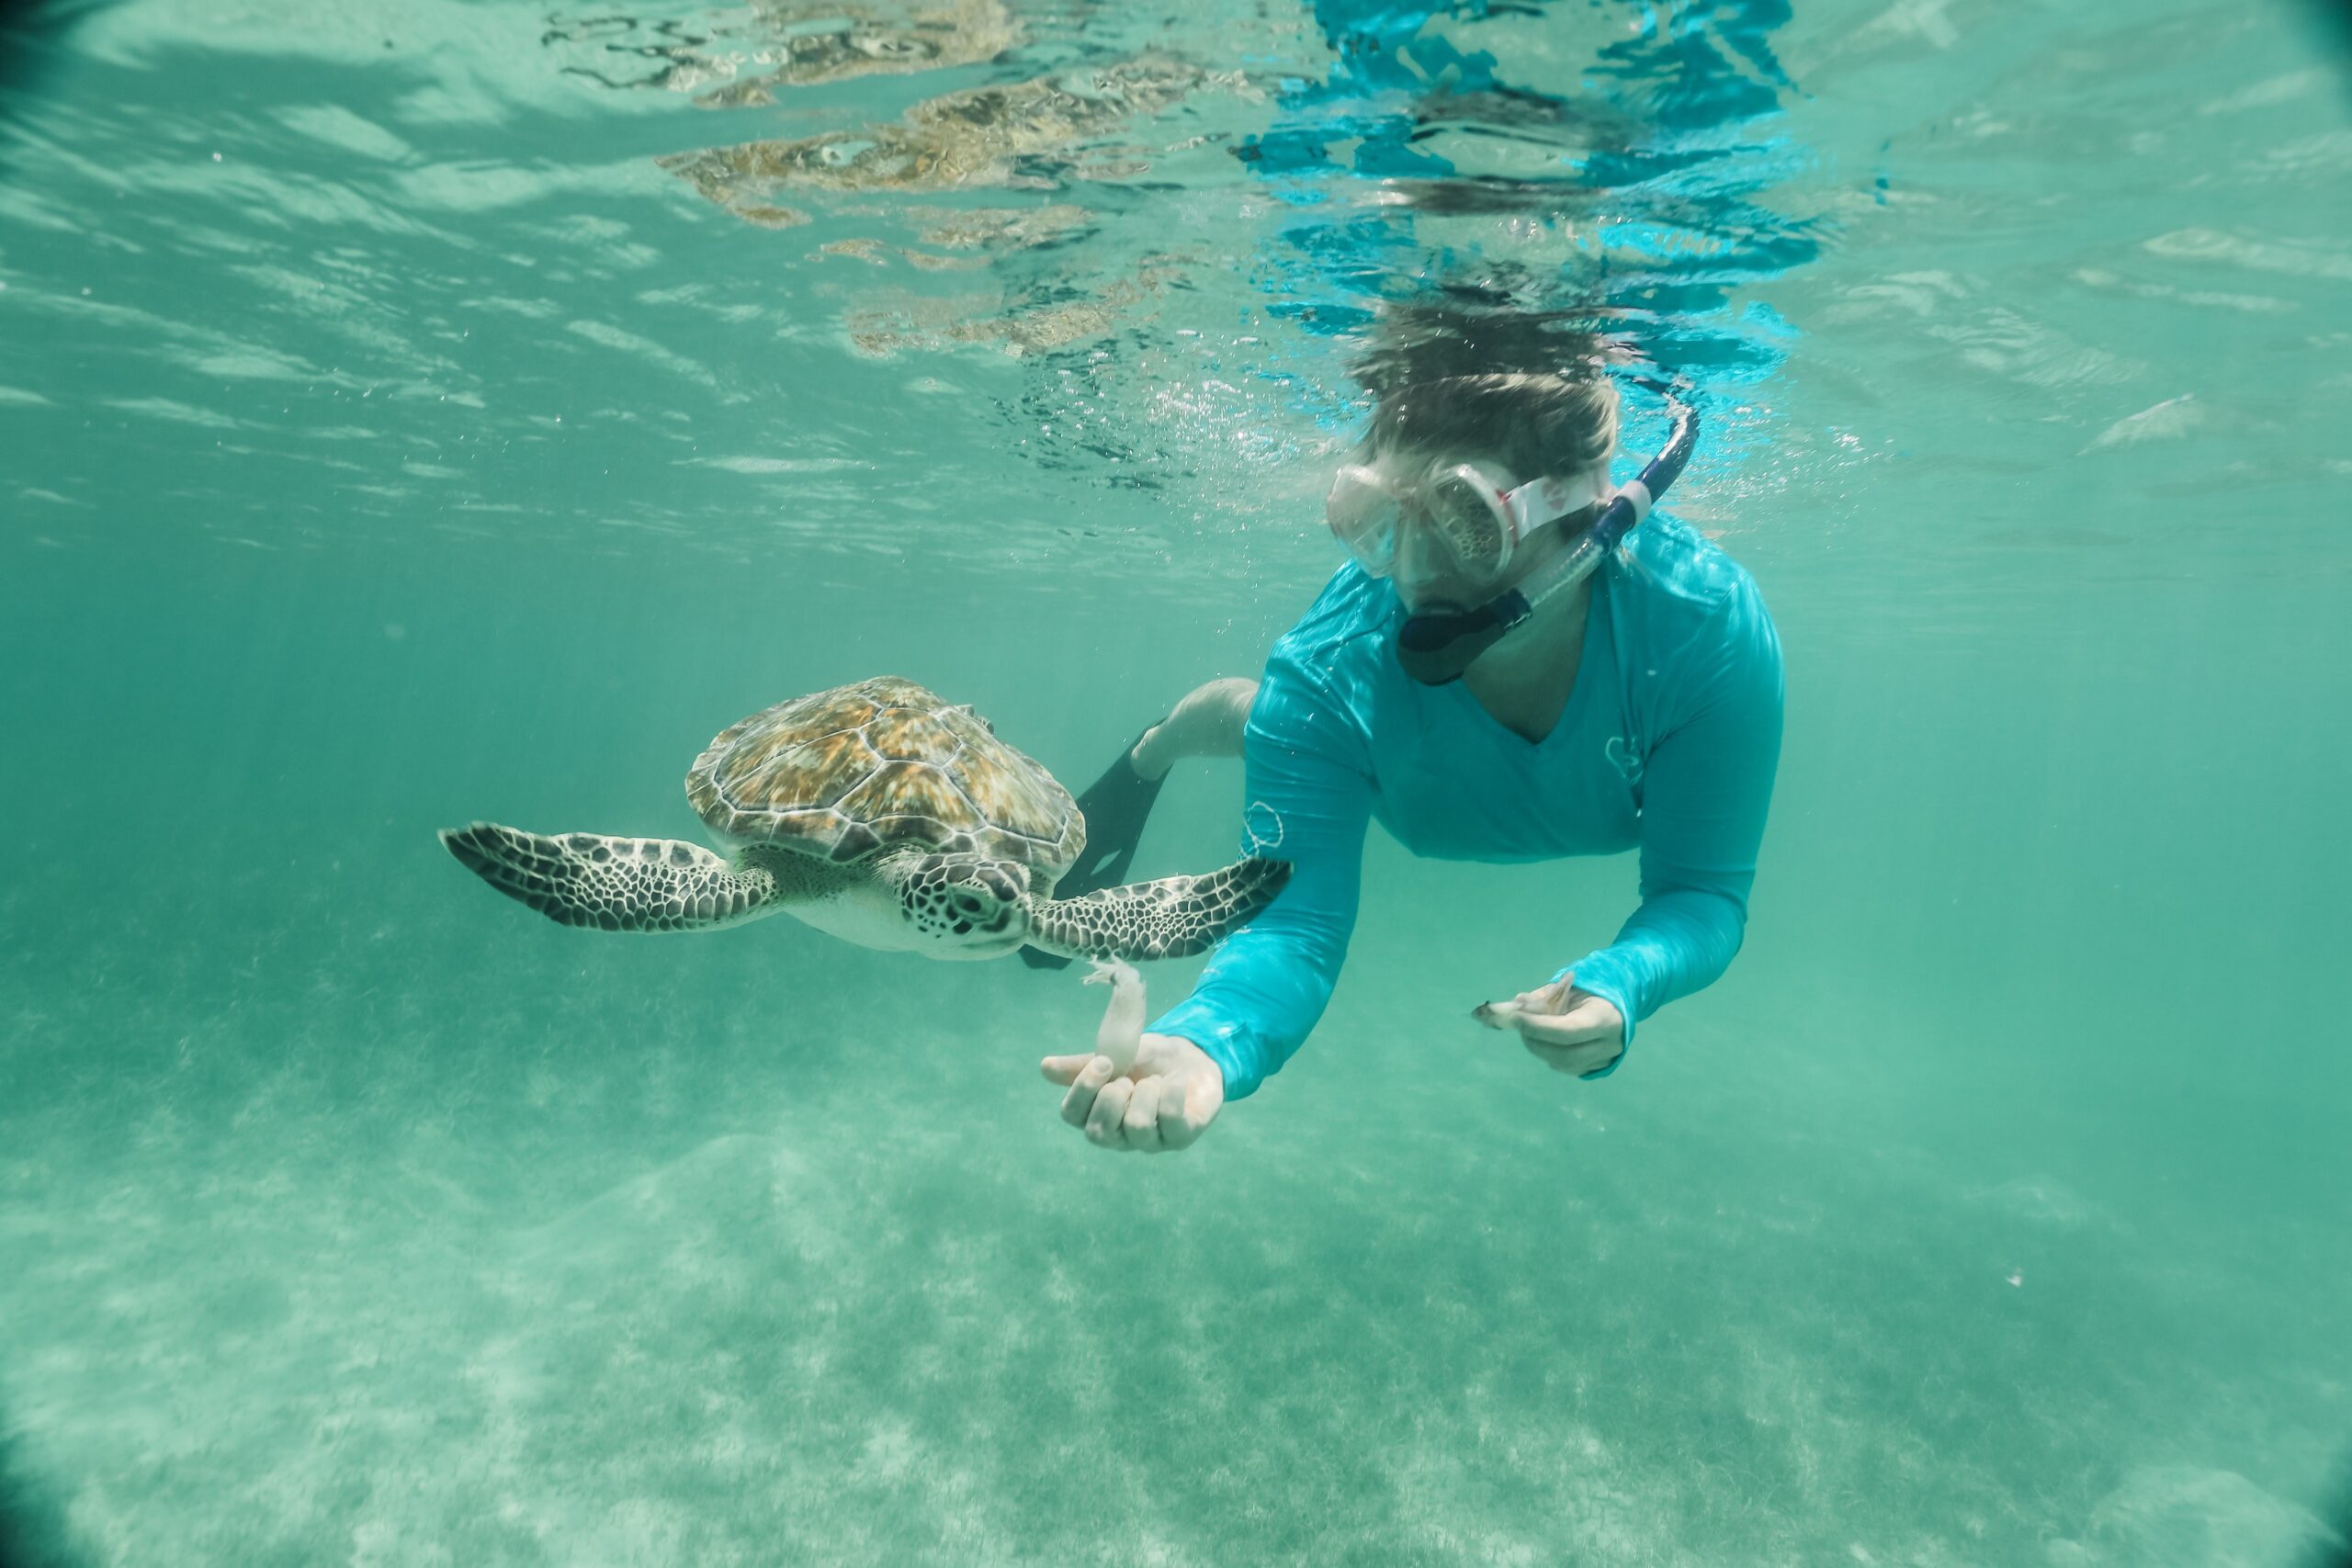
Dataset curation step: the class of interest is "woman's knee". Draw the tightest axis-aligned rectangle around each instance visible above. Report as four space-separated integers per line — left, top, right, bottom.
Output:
1132 677 1259 777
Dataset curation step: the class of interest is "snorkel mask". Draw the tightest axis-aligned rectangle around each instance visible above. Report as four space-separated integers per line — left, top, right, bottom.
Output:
1358 385 1700 686
1325 460 1611 582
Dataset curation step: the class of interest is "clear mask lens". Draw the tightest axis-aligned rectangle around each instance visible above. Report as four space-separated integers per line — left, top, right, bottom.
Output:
1419 466 1512 577
1325 465 1403 576
1329 459 1595 581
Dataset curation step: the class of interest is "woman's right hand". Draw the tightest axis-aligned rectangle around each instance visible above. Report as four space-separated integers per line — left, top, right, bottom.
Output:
1041 1032 1225 1153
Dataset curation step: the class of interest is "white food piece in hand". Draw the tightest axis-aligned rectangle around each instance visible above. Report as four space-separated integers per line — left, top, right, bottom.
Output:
1084 958 1146 1075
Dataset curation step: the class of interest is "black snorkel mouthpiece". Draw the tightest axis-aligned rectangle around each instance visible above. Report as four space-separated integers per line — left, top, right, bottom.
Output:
1396 592 1532 684
1396 387 1701 686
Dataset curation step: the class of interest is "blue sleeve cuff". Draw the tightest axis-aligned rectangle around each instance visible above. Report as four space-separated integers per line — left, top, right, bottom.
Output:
1148 999 1263 1100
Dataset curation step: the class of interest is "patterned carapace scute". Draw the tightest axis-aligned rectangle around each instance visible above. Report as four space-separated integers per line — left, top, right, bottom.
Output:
685 677 1082 874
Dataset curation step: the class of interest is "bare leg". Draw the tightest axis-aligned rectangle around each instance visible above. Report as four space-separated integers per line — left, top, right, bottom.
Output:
1129 677 1258 780
1020 677 1260 972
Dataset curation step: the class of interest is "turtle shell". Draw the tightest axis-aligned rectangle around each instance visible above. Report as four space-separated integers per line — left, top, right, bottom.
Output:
684 676 1083 876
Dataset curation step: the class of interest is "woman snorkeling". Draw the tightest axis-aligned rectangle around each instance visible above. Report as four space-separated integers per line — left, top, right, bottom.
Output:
1036 359 1784 1151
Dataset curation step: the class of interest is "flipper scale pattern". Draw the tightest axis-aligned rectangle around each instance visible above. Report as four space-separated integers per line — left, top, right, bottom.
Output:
1027 856 1293 962
440 823 779 932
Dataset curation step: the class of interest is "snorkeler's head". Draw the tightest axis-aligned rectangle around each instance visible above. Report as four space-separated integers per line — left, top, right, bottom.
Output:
1337 370 1622 610
1366 368 1621 479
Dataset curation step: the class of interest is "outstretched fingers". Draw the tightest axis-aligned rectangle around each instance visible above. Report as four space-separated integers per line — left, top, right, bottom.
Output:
1055 1055 1116 1127
1474 978 1625 1077
1122 1077 1166 1152
1043 1065 1202 1154
1514 1002 1624 1077
1048 1031 1223 1154
1044 1054 1160 1152
1084 1076 1135 1146
1511 999 1617 1050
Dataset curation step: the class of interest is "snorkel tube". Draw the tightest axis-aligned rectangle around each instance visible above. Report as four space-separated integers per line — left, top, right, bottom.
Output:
1396 387 1700 686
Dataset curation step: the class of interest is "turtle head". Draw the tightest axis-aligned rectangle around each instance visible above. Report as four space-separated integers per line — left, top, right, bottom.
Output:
895 853 1033 955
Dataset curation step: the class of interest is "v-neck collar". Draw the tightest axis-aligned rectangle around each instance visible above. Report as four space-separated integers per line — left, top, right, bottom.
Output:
1435 572 1611 753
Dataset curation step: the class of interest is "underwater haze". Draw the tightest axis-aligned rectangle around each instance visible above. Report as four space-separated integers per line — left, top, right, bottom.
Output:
4 0 2350 1562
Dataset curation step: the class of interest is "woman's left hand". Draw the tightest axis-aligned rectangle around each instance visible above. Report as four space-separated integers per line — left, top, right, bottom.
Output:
1475 975 1625 1077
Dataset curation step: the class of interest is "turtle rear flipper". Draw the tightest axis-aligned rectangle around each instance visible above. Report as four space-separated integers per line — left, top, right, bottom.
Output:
440 823 782 932
1025 857 1292 962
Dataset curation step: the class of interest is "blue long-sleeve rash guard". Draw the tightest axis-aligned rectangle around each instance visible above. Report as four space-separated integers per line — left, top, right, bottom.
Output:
1150 514 1784 1099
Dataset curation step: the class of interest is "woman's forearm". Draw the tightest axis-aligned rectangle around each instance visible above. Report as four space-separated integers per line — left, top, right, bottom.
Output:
1143 655 1372 1100
1149 906 1351 1098
1552 885 1747 1053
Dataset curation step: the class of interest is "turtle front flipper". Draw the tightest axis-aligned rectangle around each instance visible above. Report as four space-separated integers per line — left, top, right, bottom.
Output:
440 823 783 932
1024 857 1293 962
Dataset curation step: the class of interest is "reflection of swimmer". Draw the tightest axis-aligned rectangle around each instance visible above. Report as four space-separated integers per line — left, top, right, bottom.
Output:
659 56 1206 222
1044 369 1783 1153
546 0 1015 106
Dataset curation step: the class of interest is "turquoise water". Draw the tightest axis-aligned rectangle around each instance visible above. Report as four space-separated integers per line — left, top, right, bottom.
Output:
4 0 2350 1560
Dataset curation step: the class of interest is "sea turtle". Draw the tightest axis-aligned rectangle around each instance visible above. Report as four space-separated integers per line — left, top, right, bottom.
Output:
440 676 1289 963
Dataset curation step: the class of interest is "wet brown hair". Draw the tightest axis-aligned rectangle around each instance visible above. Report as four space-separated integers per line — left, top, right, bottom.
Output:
1363 370 1621 480
1345 290 1626 480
